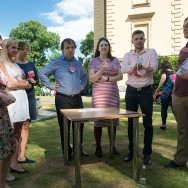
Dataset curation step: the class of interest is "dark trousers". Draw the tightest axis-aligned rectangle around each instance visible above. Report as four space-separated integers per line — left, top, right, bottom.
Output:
161 95 174 125
125 85 153 156
55 93 84 154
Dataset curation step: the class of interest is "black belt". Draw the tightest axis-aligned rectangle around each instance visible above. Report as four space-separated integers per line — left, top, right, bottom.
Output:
127 85 152 92
56 92 80 98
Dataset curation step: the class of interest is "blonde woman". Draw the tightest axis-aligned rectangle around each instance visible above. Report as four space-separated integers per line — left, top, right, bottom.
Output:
0 35 16 188
0 39 31 174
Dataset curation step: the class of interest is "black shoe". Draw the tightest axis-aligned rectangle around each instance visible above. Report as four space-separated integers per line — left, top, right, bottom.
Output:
10 167 29 174
95 147 103 158
81 150 89 156
160 125 166 130
18 156 36 164
124 153 133 162
144 155 152 165
164 160 186 168
68 147 73 161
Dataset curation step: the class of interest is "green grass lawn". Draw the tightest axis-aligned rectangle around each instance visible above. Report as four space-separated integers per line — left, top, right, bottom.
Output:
9 97 188 188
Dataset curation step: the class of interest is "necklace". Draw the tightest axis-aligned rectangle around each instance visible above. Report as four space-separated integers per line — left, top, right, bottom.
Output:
98 57 110 62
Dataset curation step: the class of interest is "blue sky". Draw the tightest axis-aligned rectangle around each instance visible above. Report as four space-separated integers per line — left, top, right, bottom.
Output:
0 0 94 58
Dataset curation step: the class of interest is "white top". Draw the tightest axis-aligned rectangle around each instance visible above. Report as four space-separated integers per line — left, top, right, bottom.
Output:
4 63 30 123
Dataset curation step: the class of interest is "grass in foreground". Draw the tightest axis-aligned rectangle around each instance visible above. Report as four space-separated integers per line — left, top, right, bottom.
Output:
9 97 188 188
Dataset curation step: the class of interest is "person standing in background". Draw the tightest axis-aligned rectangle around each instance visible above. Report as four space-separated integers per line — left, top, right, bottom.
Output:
165 17 188 168
39 38 88 160
17 42 38 163
88 37 123 158
154 61 176 130
122 30 158 165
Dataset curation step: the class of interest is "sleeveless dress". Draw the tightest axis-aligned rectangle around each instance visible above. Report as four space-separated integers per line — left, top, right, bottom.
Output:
4 63 30 123
0 68 15 159
88 57 121 127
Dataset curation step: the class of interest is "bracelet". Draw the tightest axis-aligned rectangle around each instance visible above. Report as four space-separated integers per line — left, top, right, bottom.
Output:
107 77 110 82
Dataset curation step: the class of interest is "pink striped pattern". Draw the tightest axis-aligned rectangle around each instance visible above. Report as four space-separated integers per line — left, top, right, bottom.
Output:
92 82 119 127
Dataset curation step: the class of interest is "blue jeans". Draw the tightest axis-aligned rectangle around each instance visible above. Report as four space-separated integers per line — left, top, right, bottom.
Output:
125 85 153 156
160 94 173 125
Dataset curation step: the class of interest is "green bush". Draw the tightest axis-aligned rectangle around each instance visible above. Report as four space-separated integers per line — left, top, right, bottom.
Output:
35 85 41 96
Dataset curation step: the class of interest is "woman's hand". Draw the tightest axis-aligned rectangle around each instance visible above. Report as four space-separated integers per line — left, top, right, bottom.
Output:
98 75 108 82
17 79 26 83
25 81 32 90
27 78 36 84
0 91 16 106
101 61 109 71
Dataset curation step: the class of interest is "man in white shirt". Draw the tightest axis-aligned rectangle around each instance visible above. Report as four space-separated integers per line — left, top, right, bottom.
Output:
122 30 158 165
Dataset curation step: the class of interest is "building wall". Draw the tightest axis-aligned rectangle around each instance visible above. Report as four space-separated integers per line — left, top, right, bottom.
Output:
94 0 188 58
94 0 106 50
94 0 188 98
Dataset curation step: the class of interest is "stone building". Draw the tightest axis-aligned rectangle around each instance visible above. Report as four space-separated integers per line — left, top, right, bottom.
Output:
94 0 188 97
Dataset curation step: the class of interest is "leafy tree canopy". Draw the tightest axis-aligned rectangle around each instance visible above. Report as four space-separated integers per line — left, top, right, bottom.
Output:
79 31 94 58
9 20 60 70
78 31 94 95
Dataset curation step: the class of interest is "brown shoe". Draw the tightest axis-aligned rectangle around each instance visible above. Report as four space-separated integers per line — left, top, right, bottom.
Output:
113 147 121 155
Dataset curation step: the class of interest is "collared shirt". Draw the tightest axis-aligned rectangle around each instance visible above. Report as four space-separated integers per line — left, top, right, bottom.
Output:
38 55 88 95
121 48 158 88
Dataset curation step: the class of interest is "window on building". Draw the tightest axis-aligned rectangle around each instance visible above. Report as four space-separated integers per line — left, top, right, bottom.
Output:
134 24 149 48
132 0 150 8
127 12 155 48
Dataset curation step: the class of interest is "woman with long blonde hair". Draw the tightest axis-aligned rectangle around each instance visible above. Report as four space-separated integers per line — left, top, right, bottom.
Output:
0 38 32 175
0 35 16 188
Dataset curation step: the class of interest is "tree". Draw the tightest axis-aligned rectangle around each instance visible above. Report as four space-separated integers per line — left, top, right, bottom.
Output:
79 31 94 58
78 31 94 95
9 20 60 70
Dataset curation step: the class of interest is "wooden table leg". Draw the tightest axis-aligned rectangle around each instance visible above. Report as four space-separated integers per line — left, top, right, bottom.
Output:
109 119 114 158
133 117 139 181
63 117 69 165
74 122 81 188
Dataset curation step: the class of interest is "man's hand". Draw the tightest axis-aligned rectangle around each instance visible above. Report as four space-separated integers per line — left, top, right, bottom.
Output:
145 66 153 73
180 68 188 80
53 83 60 91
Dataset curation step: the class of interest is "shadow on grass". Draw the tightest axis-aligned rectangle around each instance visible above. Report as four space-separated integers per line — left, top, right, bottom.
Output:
9 101 188 188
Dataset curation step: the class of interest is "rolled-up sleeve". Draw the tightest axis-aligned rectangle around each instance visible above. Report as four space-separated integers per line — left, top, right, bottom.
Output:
149 49 158 73
121 52 135 73
38 59 56 90
80 63 88 89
